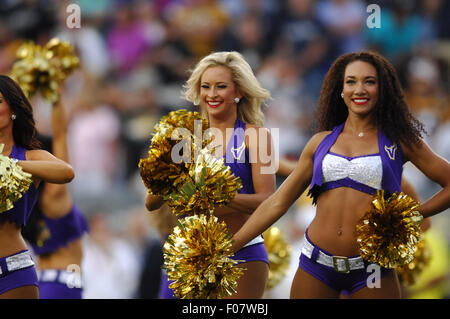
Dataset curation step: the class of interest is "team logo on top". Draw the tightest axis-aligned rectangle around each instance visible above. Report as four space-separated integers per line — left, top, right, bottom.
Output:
231 141 246 160
385 144 397 160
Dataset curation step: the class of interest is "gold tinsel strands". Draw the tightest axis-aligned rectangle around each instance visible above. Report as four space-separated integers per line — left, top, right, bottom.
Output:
9 38 79 103
140 109 244 298
139 109 242 215
396 238 432 286
139 110 209 197
263 227 292 290
0 144 33 213
163 214 244 299
356 190 423 268
165 147 242 216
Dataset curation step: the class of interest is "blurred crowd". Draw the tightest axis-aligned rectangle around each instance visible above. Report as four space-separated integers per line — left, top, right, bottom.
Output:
0 0 449 298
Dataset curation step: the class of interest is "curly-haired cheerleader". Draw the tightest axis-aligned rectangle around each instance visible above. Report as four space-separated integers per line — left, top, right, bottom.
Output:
231 51 450 299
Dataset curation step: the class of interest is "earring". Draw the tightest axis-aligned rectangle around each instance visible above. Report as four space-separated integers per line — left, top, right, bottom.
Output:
234 97 240 103
341 93 344 99
11 114 16 120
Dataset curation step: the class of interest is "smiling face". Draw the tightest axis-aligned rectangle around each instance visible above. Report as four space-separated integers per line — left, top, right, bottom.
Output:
200 65 241 119
342 60 379 117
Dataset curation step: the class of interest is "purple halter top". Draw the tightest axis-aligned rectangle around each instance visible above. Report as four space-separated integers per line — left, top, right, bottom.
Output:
30 204 89 255
223 118 255 194
0 144 38 227
307 123 404 204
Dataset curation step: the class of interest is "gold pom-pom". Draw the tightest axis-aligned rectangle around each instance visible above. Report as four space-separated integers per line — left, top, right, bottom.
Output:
396 238 432 286
139 145 190 197
165 147 242 216
141 109 244 298
139 109 241 215
356 190 423 268
9 38 79 103
139 109 208 197
263 227 291 290
0 144 33 213
163 214 244 299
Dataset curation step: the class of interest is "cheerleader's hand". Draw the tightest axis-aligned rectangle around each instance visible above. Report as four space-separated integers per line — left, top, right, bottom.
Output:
0 144 33 213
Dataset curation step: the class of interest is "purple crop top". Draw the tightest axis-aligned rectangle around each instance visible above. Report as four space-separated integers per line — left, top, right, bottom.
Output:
307 123 404 204
223 118 255 194
0 144 38 227
30 204 89 255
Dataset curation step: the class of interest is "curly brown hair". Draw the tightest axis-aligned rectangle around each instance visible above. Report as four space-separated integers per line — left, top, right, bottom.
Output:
315 51 426 148
0 75 41 149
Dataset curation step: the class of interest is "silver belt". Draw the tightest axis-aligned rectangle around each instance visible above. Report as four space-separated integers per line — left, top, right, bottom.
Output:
0 250 35 275
301 235 365 273
38 269 83 289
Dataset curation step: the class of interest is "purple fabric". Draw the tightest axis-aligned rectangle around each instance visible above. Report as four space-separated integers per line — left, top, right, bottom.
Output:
308 123 404 204
39 281 82 299
38 270 83 299
0 144 39 227
224 118 255 194
107 22 150 72
158 270 175 299
327 151 380 160
0 250 38 295
298 231 392 294
321 178 377 196
230 242 269 265
30 205 89 255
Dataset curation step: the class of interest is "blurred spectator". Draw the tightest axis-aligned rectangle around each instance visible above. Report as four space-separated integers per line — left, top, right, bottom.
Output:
54 1 112 79
219 0 280 19
364 0 425 60
167 0 229 58
134 0 167 49
419 0 443 42
278 0 333 102
315 0 366 54
258 50 312 158
68 80 122 200
406 55 448 128
82 212 141 299
0 0 58 43
106 0 152 74
280 0 328 53
218 12 268 70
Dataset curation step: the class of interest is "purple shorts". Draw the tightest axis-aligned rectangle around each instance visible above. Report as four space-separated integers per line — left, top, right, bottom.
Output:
158 242 269 299
38 269 83 299
299 231 393 294
39 282 82 299
0 250 38 295
230 242 269 265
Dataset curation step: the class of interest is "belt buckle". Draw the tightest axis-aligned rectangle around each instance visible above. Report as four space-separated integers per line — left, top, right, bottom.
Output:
332 256 350 273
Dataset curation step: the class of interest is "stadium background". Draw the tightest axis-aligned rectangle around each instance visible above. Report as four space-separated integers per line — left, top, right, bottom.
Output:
0 0 448 298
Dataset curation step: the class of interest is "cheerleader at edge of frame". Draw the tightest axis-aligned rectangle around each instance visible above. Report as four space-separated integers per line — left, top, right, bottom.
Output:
0 75 74 299
230 51 450 299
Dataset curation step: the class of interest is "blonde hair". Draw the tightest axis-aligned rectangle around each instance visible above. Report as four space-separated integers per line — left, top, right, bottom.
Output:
183 51 271 127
